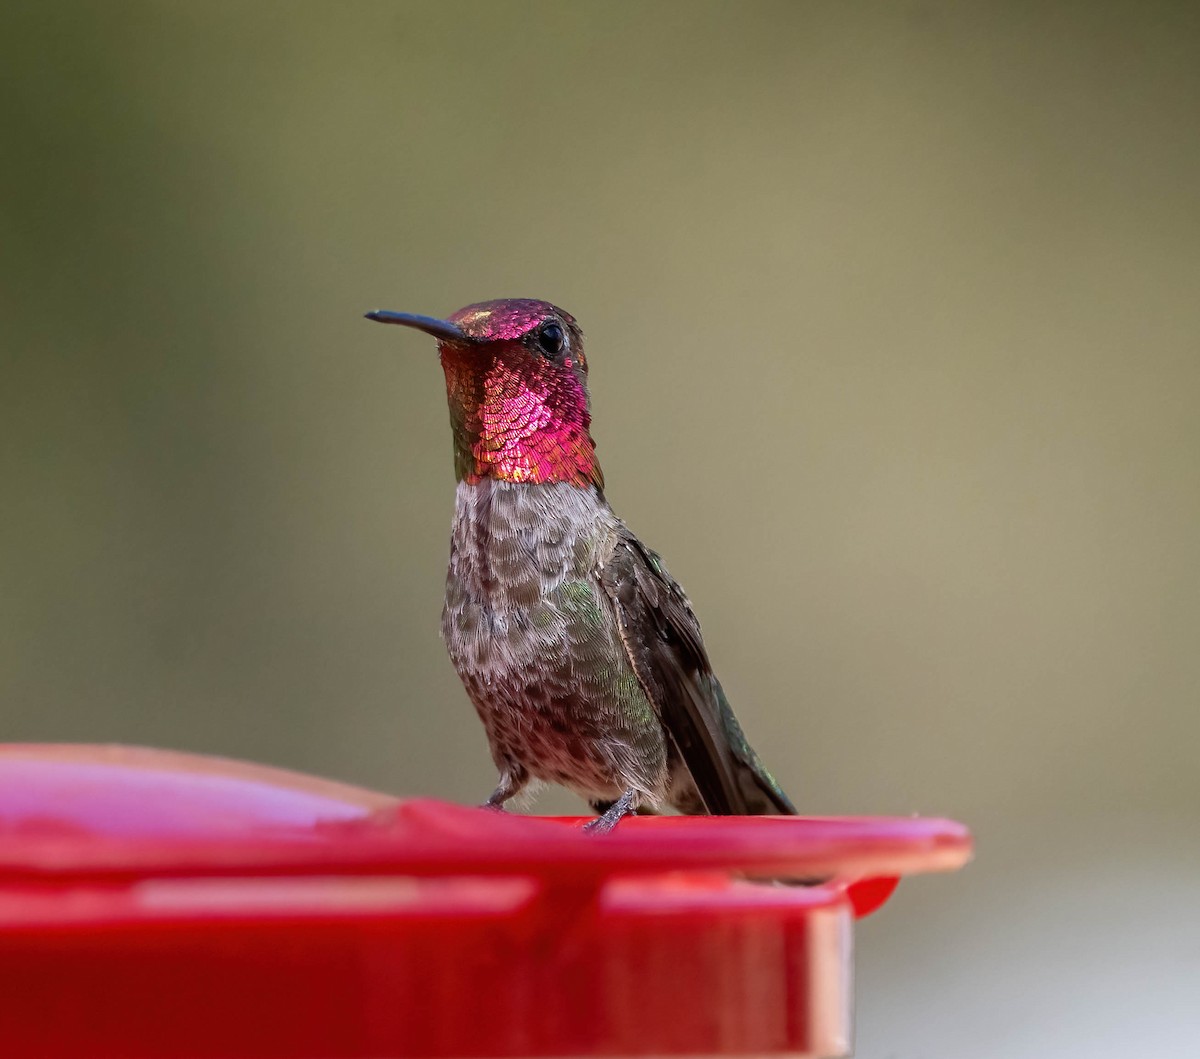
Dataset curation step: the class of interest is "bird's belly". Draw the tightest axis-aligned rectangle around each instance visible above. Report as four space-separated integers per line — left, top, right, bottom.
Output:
442 595 666 800
440 478 668 801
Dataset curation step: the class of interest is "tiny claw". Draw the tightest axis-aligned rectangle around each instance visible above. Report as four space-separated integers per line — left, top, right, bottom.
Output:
582 815 618 835
582 789 638 834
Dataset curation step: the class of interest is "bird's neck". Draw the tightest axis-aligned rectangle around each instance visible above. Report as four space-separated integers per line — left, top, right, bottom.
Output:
442 351 604 489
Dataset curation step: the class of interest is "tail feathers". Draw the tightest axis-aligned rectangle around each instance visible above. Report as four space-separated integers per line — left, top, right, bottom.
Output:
713 679 797 816
737 758 797 815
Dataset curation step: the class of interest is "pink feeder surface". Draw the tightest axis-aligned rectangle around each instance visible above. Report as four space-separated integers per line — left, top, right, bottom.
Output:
0 744 970 1058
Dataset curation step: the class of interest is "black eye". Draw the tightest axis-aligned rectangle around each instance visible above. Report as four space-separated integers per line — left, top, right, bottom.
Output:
536 322 566 358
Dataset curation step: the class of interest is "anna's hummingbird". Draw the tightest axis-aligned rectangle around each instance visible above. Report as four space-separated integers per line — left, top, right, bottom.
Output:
367 299 796 832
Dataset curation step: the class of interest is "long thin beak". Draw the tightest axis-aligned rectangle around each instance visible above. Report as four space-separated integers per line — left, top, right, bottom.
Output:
364 310 469 343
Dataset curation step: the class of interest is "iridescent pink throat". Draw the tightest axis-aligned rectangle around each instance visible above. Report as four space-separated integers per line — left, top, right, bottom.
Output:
441 344 603 490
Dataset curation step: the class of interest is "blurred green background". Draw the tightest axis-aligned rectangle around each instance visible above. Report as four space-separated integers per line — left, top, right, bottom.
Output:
3 1 1198 1054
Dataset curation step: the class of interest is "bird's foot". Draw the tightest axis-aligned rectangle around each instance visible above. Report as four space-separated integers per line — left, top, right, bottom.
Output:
480 770 527 812
583 789 638 835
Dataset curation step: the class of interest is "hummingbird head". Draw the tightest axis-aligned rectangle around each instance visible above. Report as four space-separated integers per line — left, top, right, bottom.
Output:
366 298 602 489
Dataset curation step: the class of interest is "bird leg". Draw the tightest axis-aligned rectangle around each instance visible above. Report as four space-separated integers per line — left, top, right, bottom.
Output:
480 766 527 811
583 789 639 834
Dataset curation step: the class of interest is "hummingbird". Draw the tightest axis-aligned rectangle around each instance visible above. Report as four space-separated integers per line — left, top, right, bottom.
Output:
366 299 796 832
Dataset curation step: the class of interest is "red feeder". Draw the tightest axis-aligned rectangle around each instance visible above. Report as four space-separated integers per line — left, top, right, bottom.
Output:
0 744 970 1058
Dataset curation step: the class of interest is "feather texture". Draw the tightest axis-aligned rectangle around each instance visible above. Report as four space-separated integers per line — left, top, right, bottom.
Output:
442 478 795 818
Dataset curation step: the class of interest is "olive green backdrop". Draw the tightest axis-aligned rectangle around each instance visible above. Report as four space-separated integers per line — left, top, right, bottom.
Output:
3 2 1197 1055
